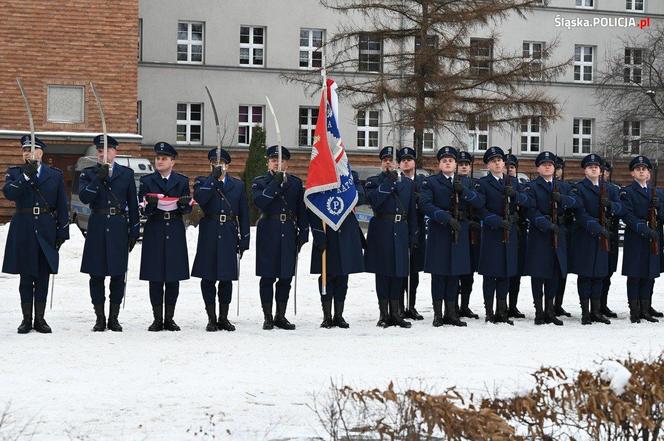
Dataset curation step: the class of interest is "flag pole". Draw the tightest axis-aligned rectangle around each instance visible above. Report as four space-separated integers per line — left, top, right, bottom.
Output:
320 52 328 296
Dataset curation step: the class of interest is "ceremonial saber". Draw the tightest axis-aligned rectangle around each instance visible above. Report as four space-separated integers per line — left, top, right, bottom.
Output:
49 275 55 310
16 77 36 160
383 95 401 181
237 254 241 317
204 86 223 167
122 270 128 309
265 96 283 169
294 252 298 315
89 82 108 164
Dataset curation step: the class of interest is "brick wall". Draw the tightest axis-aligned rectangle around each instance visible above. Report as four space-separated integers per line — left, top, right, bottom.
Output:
0 0 139 219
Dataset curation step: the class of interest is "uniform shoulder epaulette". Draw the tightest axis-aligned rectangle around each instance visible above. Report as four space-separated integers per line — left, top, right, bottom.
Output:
50 166 63 174
7 165 21 170
174 171 188 179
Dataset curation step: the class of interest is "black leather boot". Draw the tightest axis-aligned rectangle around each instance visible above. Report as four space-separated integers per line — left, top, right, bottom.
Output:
163 304 180 331
148 304 164 332
432 300 444 327
508 290 525 319
333 300 349 328
33 302 52 333
580 298 592 325
545 297 563 326
445 300 467 327
629 298 641 323
534 296 545 325
107 303 123 332
484 294 495 323
590 298 610 324
217 303 236 331
640 297 659 323
495 297 514 326
459 291 479 319
92 303 106 332
18 301 33 334
389 299 411 328
600 291 618 318
648 294 664 317
377 299 390 328
262 303 274 330
205 303 218 332
404 292 424 320
320 300 334 328
274 302 296 330
554 293 571 317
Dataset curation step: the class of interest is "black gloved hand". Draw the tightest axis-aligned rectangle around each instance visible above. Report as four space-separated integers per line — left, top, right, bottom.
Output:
648 229 659 242
551 191 561 203
22 160 38 179
128 237 137 252
55 237 65 251
448 218 461 232
177 195 192 207
549 223 560 234
387 170 399 183
600 227 611 239
274 171 285 185
212 166 223 180
146 195 159 208
504 186 516 198
96 163 110 181
453 180 465 194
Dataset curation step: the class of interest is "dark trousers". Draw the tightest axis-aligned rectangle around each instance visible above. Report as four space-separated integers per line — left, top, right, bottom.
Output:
19 249 50 303
319 275 348 302
626 277 654 301
201 279 233 305
508 276 521 298
149 281 179 307
431 275 459 302
556 275 567 300
483 277 509 303
260 277 292 304
375 275 405 301
459 274 474 297
90 275 125 305
402 266 420 298
577 276 603 301
601 274 613 298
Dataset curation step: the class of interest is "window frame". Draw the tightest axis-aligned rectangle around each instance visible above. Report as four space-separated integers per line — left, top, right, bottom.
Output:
622 120 642 154
572 118 593 156
298 106 319 147
240 26 266 67
177 21 204 64
520 117 541 154
358 33 382 73
626 0 645 12
575 0 595 9
238 105 265 146
356 109 380 149
624 47 643 84
573 45 594 83
299 28 324 69
467 114 489 152
176 102 203 145
469 38 494 77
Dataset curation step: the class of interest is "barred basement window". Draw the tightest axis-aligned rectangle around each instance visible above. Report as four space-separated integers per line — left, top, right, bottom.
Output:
177 22 204 63
176 103 203 144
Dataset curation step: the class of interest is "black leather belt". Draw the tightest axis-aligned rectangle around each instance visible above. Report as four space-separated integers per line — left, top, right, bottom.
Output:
206 214 238 223
92 208 126 216
375 213 406 222
15 207 54 215
264 213 296 222
153 211 182 220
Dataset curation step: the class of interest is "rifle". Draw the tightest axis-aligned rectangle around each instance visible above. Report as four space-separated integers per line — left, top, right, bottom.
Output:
452 165 460 244
551 178 559 250
599 163 610 252
648 160 659 255
503 148 513 243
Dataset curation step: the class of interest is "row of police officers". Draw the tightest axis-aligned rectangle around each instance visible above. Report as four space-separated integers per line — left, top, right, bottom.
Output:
3 135 663 333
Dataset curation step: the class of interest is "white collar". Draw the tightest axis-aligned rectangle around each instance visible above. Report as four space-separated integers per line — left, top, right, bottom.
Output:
160 173 171 180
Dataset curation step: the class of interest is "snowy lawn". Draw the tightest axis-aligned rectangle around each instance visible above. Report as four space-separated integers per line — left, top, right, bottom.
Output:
0 224 663 440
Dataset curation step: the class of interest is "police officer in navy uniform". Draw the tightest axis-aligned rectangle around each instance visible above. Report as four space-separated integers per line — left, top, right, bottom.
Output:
476 147 531 325
420 146 484 327
570 154 626 325
397 146 425 321
308 169 365 328
620 155 663 323
600 162 620 318
79 135 140 332
553 156 574 317
252 146 308 330
456 150 481 319
525 151 582 325
3 136 69 333
506 153 528 319
138 142 192 332
365 146 418 328
192 148 250 332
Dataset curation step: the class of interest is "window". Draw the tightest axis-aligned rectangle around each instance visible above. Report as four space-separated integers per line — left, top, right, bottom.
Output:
626 0 645 11
137 101 142 135
356 110 380 148
177 22 203 63
523 41 543 78
238 105 264 145
520 117 541 153
469 38 493 77
299 29 324 69
358 33 382 72
623 121 641 154
624 48 643 84
176 103 202 144
240 26 265 67
47 85 85 123
423 129 435 151
572 118 593 155
576 0 594 8
574 46 594 83
138 19 143 61
467 115 489 151
298 107 319 146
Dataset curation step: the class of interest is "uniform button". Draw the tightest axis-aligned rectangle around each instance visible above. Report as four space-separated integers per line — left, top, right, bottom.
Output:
107 215 110 219
34 216 38 220
218 235 221 239
281 234 284 237
166 222 170 226
166 235 170 239
106 228 110 232
108 201 111 205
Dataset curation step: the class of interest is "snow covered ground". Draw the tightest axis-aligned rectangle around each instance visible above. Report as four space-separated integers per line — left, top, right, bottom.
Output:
0 224 663 440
